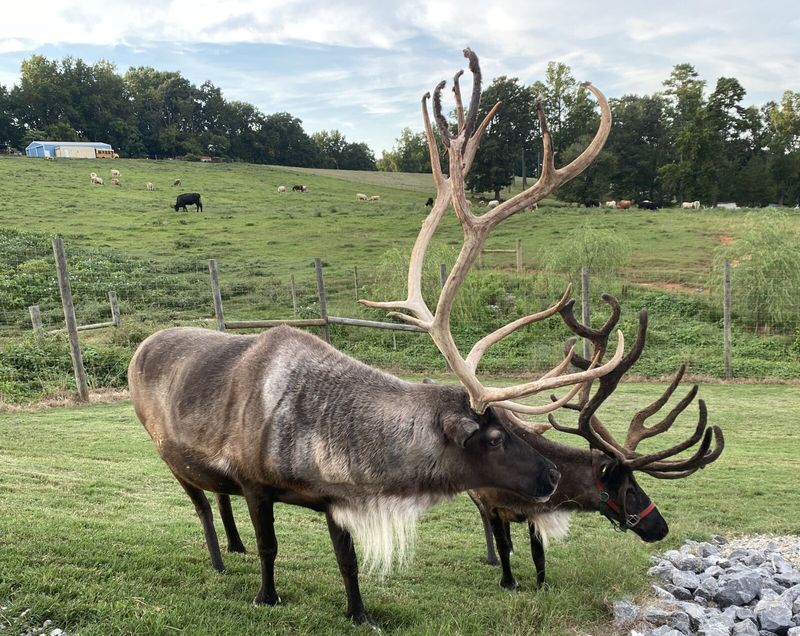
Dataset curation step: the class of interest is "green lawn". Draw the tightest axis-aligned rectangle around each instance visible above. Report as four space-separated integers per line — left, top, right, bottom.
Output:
1 383 798 635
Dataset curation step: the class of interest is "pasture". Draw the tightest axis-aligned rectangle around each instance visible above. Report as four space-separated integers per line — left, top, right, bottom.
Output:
1 382 798 634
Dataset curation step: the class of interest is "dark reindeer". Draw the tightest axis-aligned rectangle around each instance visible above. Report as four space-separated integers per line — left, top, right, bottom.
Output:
469 295 724 590
128 48 620 628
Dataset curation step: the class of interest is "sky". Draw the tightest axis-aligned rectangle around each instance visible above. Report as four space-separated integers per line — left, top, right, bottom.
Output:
1 1 798 156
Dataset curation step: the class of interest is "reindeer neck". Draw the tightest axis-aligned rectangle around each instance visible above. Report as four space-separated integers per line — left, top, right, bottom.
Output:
526 435 601 511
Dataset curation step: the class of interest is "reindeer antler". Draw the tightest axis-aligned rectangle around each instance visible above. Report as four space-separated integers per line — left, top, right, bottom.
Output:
360 48 621 422
549 298 724 478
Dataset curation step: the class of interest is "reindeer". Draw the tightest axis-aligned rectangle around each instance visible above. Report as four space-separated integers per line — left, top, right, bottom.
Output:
469 295 724 590
128 48 620 628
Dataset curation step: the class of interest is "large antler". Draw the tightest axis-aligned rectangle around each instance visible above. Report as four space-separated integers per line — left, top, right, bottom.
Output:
549 298 724 478
360 48 621 420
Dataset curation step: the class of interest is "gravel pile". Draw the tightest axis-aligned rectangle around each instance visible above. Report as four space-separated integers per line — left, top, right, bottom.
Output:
0 606 66 636
614 535 800 636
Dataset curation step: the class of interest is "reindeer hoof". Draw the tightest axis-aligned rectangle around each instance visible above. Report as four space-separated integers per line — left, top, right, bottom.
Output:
500 578 520 591
227 542 246 554
350 611 380 631
253 592 281 606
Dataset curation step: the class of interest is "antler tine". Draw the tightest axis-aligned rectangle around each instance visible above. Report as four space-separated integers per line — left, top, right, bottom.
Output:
624 365 693 450
461 47 482 141
452 69 466 132
639 426 725 478
421 92 445 188
549 412 629 461
432 80 453 147
627 399 710 469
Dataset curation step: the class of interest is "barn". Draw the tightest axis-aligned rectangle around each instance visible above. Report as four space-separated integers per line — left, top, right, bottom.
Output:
25 141 113 159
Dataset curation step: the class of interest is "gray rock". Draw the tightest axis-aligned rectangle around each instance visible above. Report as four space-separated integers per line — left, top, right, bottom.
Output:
647 628 684 636
731 619 759 636
716 571 764 607
768 555 794 575
712 535 729 545
673 570 701 590
758 631 778 636
704 565 726 579
735 607 756 621
787 627 800 635
652 584 676 600
614 599 640 625
650 561 678 582
754 597 792 632
776 572 800 588
759 588 780 601
663 550 683 565
697 619 731 636
672 600 706 629
676 555 705 573
665 610 691 634
645 607 671 626
784 585 800 605
744 552 766 567
663 584 693 601
701 542 721 557
719 607 738 628
697 577 721 601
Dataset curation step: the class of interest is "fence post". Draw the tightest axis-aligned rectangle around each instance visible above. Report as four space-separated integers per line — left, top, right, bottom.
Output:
353 265 360 301
52 236 89 402
516 239 523 274
290 273 298 316
208 258 226 331
723 259 732 379
108 291 121 327
581 266 591 360
439 263 448 288
315 257 331 343
29 304 43 337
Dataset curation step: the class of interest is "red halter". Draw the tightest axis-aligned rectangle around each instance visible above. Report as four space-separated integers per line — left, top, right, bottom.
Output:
593 458 657 531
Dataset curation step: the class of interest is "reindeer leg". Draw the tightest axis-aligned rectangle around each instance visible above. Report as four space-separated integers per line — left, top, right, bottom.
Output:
505 521 514 555
489 514 518 591
528 522 547 588
215 493 246 553
176 477 225 572
325 512 378 629
479 507 499 565
243 488 280 606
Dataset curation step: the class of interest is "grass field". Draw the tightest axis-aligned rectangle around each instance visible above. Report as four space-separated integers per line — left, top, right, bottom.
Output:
1 382 798 635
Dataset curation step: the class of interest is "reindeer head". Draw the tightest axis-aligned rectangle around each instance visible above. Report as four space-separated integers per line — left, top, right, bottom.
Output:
550 296 724 540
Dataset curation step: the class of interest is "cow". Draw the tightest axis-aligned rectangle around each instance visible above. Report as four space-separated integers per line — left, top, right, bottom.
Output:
277 186 286 193
616 199 633 209
584 198 600 208
638 200 658 210
292 184 307 192
425 197 434 207
605 200 616 208
174 192 203 213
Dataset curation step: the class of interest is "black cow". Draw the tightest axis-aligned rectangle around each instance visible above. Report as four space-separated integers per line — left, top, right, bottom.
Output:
638 200 659 210
584 198 600 207
425 197 434 207
174 192 203 213
292 184 307 192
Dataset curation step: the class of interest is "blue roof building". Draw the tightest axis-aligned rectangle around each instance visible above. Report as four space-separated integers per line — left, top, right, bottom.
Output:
25 141 113 158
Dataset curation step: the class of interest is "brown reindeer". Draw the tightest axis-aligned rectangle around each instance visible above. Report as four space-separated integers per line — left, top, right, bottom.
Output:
470 295 724 590
128 48 619 628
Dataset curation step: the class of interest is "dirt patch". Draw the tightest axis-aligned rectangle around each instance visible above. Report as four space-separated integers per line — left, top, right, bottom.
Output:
637 281 702 294
718 234 734 245
0 388 129 413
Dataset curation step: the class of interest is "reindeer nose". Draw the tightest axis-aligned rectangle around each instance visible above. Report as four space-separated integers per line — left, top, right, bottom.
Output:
544 467 560 490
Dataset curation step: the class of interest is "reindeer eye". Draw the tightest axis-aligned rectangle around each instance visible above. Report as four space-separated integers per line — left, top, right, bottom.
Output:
487 431 504 447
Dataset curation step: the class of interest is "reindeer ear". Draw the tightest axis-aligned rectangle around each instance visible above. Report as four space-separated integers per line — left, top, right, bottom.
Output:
443 416 480 447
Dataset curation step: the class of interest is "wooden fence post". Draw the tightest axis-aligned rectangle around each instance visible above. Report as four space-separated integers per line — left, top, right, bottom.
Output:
353 265 360 301
516 239 523 274
52 236 89 401
315 258 331 343
723 259 732 379
439 263 448 288
290 273 298 316
581 266 591 360
208 258 226 331
29 304 43 337
108 291 121 327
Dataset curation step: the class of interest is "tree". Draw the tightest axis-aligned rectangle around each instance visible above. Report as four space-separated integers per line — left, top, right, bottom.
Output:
763 91 800 205
466 76 536 199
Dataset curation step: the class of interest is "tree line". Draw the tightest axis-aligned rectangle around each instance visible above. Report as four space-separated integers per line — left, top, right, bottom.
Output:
1 55 798 206
0 55 376 170
379 62 800 207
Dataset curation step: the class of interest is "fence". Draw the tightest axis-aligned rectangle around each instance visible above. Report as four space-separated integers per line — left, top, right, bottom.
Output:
0 233 785 403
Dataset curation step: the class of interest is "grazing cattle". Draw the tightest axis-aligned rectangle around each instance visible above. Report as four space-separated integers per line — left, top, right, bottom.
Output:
584 198 600 208
110 169 120 178
605 200 616 208
174 192 203 213
356 193 368 201
111 178 122 187
638 200 658 210
368 195 381 202
173 179 182 187
146 182 155 191
616 199 632 209
681 201 693 209
425 197 434 207
91 175 104 185
90 172 97 179
292 184 307 192
487 199 500 208
277 186 286 193
692 200 701 209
